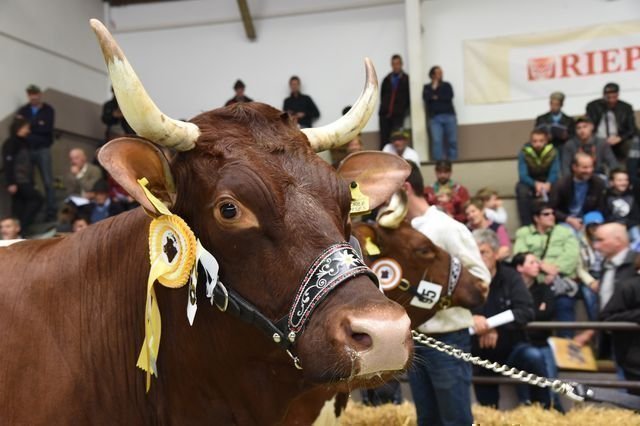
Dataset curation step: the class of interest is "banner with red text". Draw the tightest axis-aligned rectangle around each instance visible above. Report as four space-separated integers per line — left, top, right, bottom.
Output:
464 21 640 104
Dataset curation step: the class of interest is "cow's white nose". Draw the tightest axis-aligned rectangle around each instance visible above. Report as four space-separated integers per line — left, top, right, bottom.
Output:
346 312 411 376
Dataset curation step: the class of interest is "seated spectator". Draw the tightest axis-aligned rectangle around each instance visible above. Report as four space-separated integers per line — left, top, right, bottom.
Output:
424 160 470 223
79 180 125 224
107 173 137 211
476 187 507 225
587 82 638 165
2 117 43 231
64 148 103 198
550 152 606 232
604 168 640 247
434 186 455 217
72 217 90 232
513 202 580 337
0 217 22 240
575 211 604 322
225 79 253 106
576 223 639 351
535 91 575 154
512 252 563 412
561 116 617 177
516 129 560 226
382 129 420 164
471 229 549 409
600 263 640 395
465 198 511 260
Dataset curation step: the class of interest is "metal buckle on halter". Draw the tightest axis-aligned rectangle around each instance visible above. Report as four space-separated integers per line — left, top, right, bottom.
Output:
398 278 411 291
286 350 303 370
214 281 229 312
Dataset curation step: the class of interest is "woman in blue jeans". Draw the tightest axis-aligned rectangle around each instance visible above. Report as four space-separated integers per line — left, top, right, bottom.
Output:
423 66 458 161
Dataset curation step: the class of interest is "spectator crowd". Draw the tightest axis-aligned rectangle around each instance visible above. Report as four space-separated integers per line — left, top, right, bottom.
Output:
2 54 640 424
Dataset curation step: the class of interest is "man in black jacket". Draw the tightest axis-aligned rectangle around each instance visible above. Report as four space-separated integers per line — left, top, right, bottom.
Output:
282 76 319 129
535 91 575 152
587 83 638 163
15 84 56 221
378 54 410 149
550 152 606 232
102 87 134 143
471 229 549 408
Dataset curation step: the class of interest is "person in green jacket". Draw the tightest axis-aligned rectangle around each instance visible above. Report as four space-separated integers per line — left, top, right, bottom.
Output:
513 201 581 337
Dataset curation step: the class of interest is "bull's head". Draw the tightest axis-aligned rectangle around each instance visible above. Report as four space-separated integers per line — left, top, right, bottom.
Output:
90 19 412 384
351 191 488 327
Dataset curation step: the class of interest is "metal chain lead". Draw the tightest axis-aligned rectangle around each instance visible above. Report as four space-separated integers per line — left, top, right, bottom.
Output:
411 330 586 402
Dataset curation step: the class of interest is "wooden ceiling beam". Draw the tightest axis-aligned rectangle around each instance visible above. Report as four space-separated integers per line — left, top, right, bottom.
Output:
236 0 256 41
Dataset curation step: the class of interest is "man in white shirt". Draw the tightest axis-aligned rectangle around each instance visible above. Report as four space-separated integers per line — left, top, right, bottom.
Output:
382 130 420 165
402 161 490 426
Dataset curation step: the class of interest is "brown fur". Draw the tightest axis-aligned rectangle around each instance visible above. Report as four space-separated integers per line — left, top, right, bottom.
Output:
0 103 410 424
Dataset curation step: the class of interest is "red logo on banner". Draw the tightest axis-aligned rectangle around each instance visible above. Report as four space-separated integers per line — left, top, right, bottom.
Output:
528 57 556 81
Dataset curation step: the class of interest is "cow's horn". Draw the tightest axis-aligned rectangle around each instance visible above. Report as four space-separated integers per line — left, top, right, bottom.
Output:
376 190 408 229
302 58 378 152
89 19 199 151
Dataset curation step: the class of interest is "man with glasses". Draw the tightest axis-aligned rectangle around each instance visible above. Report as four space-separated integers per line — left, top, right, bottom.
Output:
514 201 580 336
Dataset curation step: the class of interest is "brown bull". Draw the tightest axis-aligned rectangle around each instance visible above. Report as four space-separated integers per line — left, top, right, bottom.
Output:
284 190 489 423
0 20 414 424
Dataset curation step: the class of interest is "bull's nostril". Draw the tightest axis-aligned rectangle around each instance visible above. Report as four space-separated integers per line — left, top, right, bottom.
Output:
350 332 373 351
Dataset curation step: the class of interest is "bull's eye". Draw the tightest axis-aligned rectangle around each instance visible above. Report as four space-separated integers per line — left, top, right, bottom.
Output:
220 203 238 219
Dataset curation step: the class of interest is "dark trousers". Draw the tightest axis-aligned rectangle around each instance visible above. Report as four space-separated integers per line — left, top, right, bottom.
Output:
516 182 536 226
474 342 551 408
30 148 56 219
379 114 405 149
11 183 44 231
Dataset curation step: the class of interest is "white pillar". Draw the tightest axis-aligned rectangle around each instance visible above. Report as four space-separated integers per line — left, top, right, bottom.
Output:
404 0 429 162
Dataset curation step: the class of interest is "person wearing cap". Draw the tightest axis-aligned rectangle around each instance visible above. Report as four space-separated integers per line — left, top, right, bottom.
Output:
586 83 638 163
424 159 470 223
561 115 618 177
382 129 420 164
423 65 457 160
15 84 56 221
379 54 410 150
79 179 124 224
535 91 575 152
516 128 560 226
225 80 253 106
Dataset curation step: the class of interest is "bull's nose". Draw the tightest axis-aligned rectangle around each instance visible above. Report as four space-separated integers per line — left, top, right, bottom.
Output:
345 311 412 376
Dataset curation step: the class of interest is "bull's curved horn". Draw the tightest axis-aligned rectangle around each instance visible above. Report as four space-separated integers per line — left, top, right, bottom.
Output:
302 58 378 152
376 190 408 229
89 19 199 151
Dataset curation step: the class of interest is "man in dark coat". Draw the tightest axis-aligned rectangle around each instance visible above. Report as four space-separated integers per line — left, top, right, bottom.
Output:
378 54 410 149
587 83 638 163
282 76 319 129
102 87 134 143
15 84 56 220
550 152 606 231
535 91 575 153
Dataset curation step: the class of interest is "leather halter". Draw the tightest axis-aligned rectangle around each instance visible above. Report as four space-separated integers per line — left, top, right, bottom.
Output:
208 242 378 369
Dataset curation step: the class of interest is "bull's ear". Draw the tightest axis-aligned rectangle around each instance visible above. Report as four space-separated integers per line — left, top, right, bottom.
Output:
97 137 176 215
337 151 411 211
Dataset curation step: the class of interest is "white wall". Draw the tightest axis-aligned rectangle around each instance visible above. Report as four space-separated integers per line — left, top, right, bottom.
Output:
107 1 406 132
0 0 107 120
422 0 640 125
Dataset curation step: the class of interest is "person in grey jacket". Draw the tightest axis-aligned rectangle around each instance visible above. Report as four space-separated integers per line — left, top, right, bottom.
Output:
562 116 617 176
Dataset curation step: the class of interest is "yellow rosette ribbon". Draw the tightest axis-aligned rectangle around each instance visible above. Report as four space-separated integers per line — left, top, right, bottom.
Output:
136 178 196 391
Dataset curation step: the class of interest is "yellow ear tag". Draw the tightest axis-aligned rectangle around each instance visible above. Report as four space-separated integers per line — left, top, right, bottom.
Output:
364 237 381 256
136 178 197 391
349 181 370 215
